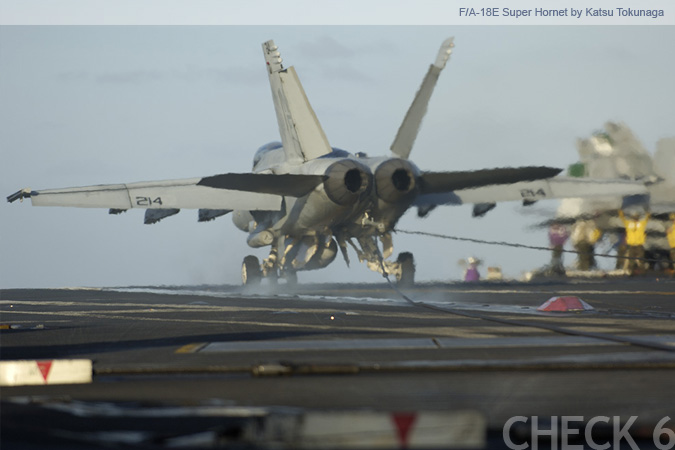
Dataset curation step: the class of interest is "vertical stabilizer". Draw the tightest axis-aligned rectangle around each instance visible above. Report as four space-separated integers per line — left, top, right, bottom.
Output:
263 40 332 163
654 137 675 183
652 137 675 212
390 37 454 160
576 122 655 180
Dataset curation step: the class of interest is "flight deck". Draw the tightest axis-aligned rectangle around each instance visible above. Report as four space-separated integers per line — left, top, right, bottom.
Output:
2 279 674 449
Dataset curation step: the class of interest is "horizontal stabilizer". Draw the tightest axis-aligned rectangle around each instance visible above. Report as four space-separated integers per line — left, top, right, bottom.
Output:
198 209 231 222
197 173 325 197
145 208 180 224
8 177 284 211
419 166 562 194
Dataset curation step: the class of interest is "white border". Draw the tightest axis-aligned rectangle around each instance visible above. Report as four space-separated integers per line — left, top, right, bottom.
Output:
0 0 673 25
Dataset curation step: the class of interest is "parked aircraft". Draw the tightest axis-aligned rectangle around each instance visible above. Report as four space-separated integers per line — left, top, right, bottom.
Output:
544 122 675 270
556 122 675 218
7 39 648 285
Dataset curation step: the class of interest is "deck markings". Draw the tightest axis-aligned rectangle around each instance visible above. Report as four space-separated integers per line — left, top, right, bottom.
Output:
201 338 439 353
191 335 675 354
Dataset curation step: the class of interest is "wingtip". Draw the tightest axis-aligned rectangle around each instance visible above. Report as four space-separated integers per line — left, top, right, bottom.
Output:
263 39 283 72
7 188 32 203
433 37 455 69
526 166 563 180
549 167 564 177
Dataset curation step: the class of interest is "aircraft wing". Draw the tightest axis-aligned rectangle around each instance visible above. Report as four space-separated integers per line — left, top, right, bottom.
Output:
414 176 649 207
7 173 326 210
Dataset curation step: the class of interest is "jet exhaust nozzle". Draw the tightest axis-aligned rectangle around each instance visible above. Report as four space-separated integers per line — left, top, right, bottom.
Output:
323 160 372 206
374 159 420 203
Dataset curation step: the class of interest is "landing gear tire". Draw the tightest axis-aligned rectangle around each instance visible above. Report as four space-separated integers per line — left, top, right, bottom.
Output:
242 255 262 286
396 252 415 287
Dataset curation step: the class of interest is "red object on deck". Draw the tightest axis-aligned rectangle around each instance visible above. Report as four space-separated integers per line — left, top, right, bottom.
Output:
392 413 417 448
537 296 594 312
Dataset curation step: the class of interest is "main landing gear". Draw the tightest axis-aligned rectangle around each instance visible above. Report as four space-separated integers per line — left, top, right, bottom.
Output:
395 251 415 287
241 254 298 286
241 255 262 286
241 233 415 286
343 234 416 287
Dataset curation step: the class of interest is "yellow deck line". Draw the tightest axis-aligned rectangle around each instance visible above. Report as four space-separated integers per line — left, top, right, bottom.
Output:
175 343 208 354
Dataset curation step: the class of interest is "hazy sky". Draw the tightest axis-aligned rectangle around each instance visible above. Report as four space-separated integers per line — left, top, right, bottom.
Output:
1 25 674 288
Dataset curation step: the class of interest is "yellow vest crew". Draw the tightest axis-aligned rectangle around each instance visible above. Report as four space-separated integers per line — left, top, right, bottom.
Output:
618 210 650 247
668 213 675 249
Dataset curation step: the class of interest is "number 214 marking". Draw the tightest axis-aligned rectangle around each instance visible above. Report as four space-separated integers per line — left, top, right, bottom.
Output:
135 196 163 206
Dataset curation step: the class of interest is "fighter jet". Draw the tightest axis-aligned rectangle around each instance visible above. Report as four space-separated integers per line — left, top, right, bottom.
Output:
547 122 675 270
7 38 648 286
556 122 675 218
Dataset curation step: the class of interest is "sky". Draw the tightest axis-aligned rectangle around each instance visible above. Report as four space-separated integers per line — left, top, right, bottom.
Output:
1 22 674 288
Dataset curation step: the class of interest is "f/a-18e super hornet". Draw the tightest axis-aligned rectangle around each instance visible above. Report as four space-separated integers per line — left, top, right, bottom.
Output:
8 38 647 285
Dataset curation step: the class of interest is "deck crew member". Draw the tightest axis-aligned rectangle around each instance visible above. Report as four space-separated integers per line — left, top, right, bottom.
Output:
618 209 650 274
667 213 675 273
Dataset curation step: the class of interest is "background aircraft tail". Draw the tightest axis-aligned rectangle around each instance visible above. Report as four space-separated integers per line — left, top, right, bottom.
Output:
575 121 655 180
558 122 674 217
654 137 675 183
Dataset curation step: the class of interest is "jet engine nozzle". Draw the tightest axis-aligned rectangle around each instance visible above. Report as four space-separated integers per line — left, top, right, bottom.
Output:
323 160 372 205
374 159 420 203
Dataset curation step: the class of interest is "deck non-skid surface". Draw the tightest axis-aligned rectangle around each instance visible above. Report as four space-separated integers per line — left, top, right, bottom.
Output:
1 279 674 448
